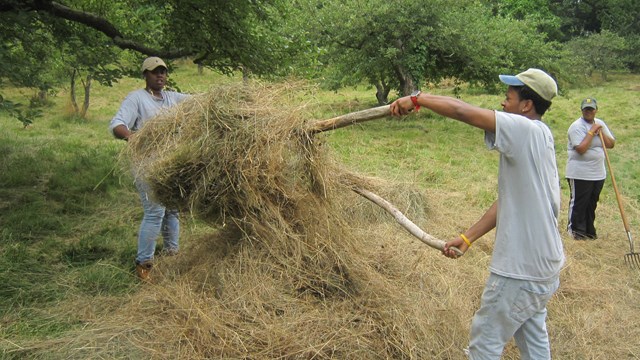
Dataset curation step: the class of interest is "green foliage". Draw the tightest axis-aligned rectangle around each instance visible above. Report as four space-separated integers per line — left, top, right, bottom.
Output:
562 30 628 81
0 13 65 91
485 0 563 41
0 94 44 128
159 0 296 76
302 0 557 102
547 0 640 71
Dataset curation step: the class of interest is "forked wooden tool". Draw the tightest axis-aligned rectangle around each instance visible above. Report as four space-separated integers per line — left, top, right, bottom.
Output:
599 131 639 268
308 105 464 256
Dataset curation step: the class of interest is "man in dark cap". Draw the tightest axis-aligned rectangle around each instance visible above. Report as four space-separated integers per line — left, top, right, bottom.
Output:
566 97 616 240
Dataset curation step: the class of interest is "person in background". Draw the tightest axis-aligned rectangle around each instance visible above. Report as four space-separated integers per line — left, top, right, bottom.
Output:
566 97 616 240
109 57 189 281
389 68 565 360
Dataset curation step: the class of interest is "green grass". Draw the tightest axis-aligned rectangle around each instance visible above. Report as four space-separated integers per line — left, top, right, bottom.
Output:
1 62 640 356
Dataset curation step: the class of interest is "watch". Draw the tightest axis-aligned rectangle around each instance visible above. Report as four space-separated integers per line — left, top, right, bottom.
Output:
410 90 421 111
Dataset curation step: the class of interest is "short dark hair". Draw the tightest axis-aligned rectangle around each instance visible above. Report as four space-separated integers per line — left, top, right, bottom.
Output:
514 85 552 115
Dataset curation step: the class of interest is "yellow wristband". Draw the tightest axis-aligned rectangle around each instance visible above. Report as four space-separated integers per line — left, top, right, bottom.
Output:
460 234 472 247
588 131 594 136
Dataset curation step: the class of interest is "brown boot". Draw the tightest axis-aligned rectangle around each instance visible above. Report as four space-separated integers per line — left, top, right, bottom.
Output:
136 261 153 282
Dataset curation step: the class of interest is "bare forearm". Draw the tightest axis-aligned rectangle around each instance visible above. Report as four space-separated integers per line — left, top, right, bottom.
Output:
391 93 496 132
112 125 131 141
418 94 494 130
464 201 498 243
603 134 615 149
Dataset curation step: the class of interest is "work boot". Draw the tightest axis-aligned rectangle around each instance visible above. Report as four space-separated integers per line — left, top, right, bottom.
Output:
136 261 153 282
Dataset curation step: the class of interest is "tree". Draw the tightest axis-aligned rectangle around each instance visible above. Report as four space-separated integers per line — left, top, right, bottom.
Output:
485 0 563 41
302 0 557 104
0 11 65 102
1 0 302 121
52 19 126 119
0 0 297 76
563 30 627 81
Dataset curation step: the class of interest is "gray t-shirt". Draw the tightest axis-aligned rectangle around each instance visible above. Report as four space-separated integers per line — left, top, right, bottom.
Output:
484 111 565 281
565 117 614 181
109 89 188 136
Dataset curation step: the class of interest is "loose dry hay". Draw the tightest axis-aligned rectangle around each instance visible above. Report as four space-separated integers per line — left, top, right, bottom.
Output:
110 82 465 358
9 83 640 359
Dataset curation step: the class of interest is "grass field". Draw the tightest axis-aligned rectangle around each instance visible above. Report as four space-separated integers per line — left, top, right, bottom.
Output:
1 61 639 359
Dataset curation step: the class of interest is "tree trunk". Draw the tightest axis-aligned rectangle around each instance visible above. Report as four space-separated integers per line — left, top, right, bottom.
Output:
394 64 416 96
198 63 203 75
70 69 79 113
80 74 92 118
374 80 391 105
241 65 251 84
37 89 48 104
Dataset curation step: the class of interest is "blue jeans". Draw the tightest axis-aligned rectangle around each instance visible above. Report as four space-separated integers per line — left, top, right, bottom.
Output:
135 179 179 264
468 273 560 360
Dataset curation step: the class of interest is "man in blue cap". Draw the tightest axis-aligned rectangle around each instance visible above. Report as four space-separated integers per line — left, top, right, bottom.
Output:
390 68 565 359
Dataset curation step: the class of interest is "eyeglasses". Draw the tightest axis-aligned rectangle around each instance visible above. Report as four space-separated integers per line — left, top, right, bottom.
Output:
582 108 596 111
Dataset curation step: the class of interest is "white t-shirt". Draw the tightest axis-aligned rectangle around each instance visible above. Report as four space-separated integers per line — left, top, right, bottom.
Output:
484 111 565 281
565 117 614 181
109 89 188 135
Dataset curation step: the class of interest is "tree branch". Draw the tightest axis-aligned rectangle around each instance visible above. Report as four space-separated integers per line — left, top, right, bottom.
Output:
2 0 194 59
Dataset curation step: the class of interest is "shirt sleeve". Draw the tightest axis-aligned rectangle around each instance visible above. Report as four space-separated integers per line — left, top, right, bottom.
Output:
484 111 498 150
567 121 583 149
597 119 615 139
108 92 141 136
486 111 531 158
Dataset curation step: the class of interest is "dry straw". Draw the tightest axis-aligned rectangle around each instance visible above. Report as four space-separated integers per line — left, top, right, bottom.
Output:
10 82 640 359
115 82 458 358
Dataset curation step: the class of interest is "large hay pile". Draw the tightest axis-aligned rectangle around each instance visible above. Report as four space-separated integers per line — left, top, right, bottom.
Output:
112 82 459 358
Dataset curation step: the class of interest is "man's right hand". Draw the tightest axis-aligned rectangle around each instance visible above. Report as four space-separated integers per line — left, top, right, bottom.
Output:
443 236 468 259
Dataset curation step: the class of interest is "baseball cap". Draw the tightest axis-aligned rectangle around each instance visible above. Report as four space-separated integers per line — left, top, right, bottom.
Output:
499 68 558 102
580 97 597 110
141 57 167 73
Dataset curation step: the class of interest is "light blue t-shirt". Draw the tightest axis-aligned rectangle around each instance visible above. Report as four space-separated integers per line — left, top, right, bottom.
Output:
484 111 565 281
109 89 188 136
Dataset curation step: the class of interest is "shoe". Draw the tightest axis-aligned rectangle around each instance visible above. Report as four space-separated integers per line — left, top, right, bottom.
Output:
136 261 153 281
569 230 588 240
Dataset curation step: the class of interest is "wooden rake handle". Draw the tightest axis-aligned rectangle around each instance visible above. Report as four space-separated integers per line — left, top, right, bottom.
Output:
307 105 391 134
351 186 464 257
599 131 634 244
311 106 462 256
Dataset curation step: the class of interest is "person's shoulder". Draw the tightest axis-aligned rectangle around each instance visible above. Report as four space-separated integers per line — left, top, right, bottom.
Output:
124 88 147 99
166 91 189 101
496 111 534 126
495 111 518 121
567 117 582 128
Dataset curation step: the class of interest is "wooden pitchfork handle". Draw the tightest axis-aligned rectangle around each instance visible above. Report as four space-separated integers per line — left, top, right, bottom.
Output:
350 185 464 257
307 105 391 134
599 131 635 252
309 105 464 256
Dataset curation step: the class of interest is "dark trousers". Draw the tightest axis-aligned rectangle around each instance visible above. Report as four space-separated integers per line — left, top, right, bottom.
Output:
567 178 604 239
